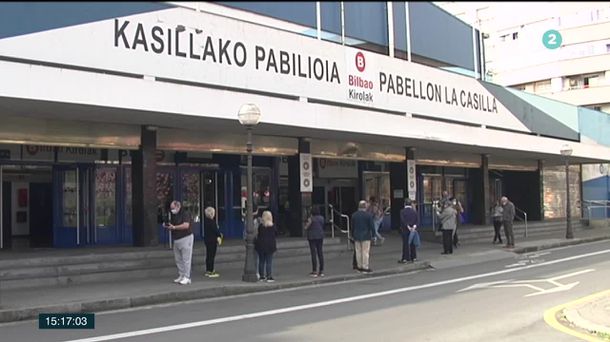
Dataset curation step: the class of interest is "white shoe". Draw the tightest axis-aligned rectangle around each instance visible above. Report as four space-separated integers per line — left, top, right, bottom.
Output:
173 276 183 283
179 277 191 285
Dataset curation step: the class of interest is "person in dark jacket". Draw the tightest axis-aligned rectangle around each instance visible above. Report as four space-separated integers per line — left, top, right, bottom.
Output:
351 200 375 273
254 210 278 282
399 198 419 263
305 206 325 277
203 207 222 278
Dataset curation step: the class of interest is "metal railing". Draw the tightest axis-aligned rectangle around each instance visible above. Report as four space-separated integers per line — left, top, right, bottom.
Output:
329 204 351 250
582 200 610 222
514 206 528 238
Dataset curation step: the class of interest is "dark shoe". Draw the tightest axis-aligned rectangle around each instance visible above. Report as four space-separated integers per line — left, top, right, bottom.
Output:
266 277 275 283
362 269 372 274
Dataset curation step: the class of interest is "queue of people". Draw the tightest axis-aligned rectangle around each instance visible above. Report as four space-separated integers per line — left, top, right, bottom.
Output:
163 193 516 285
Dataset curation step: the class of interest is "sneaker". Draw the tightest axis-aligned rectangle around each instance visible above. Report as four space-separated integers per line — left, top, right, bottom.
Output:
398 259 408 264
266 277 275 283
259 277 267 282
318 272 325 277
179 277 191 285
208 271 220 278
173 276 183 283
309 272 318 277
204 271 212 277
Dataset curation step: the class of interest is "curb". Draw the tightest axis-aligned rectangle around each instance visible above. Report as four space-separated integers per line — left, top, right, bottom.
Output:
544 289 610 342
0 262 430 324
513 235 610 254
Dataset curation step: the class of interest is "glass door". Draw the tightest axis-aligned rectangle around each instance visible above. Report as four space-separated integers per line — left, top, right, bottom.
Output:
421 175 442 227
94 166 118 244
201 170 220 239
181 170 202 240
156 168 175 244
53 165 93 247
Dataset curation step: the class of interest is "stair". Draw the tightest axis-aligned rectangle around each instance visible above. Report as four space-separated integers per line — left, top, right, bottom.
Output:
0 237 347 290
420 220 585 244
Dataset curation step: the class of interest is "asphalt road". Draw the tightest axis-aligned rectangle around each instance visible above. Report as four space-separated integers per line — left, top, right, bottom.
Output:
3 240 610 342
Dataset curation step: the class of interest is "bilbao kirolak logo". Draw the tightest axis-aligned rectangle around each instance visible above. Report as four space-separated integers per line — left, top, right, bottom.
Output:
355 52 366 72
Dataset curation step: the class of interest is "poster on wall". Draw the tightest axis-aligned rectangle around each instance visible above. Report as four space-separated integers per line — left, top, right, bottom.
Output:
407 160 417 200
300 153 312 192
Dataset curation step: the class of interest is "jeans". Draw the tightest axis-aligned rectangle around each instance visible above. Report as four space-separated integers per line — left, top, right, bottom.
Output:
173 234 194 279
373 218 384 240
257 251 274 278
493 220 503 243
308 239 324 273
204 240 218 272
401 230 417 261
442 230 453 254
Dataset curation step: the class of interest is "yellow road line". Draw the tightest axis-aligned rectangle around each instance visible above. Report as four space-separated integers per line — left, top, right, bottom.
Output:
544 289 610 342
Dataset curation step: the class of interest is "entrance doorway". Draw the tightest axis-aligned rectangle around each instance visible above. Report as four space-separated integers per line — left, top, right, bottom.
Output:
0 164 53 249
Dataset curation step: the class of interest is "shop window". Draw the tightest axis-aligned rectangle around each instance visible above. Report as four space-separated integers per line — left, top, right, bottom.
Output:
240 168 272 212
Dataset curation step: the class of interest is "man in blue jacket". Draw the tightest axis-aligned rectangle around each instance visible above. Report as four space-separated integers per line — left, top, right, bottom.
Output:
351 200 375 273
399 198 419 263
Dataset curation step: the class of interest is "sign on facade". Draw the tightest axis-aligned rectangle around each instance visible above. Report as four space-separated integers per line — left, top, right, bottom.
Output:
300 153 312 192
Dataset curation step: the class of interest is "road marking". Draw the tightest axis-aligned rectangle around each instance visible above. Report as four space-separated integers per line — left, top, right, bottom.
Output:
459 269 595 297
544 289 610 341
62 248 610 342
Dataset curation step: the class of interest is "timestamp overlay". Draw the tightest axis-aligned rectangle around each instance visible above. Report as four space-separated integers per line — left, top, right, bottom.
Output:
39 313 95 330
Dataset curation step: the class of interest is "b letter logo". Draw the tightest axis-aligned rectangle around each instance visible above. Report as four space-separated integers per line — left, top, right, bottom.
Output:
355 52 366 72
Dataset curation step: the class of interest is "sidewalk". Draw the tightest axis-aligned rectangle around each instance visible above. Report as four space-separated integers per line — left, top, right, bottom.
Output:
1 226 609 324
563 291 610 339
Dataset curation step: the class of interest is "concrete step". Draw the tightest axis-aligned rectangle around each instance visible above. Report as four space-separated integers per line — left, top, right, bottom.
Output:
0 237 343 269
0 248 350 291
0 238 348 290
420 221 584 243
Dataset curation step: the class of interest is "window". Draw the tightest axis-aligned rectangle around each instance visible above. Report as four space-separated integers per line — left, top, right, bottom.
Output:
584 74 600 88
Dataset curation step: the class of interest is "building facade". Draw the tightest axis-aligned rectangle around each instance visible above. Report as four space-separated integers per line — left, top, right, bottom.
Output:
0 2 609 249
437 1 610 217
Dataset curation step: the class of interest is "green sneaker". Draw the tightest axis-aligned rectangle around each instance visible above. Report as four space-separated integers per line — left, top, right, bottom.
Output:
204 271 212 277
208 271 220 278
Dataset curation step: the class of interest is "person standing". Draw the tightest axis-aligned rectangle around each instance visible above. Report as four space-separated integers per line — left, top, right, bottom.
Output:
255 211 278 282
305 206 325 277
351 200 375 273
203 207 222 278
367 197 385 245
491 200 504 244
452 197 464 248
501 196 516 248
438 201 457 255
165 200 193 285
398 198 419 263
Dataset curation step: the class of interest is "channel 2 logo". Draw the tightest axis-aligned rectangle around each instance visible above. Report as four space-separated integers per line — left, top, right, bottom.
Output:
355 52 366 72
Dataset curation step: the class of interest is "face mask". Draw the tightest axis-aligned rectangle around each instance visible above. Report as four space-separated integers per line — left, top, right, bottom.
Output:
171 209 178 214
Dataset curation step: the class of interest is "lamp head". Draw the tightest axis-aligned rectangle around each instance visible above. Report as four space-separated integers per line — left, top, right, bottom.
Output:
560 144 573 157
238 104 261 127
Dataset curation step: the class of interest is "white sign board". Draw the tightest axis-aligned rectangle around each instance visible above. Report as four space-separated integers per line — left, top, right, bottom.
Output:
407 160 417 200
0 8 530 132
300 153 312 192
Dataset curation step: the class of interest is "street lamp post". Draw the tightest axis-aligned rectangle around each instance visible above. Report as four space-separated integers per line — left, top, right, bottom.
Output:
238 104 262 282
560 144 573 239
